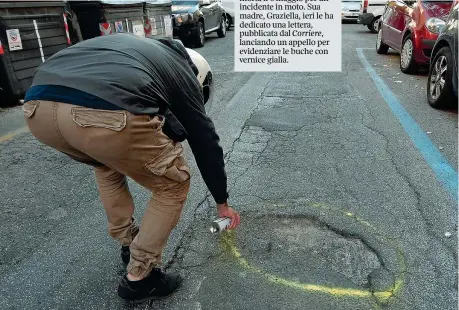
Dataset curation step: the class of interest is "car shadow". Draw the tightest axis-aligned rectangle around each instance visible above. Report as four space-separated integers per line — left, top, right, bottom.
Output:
356 30 376 35
443 108 458 114
342 20 358 24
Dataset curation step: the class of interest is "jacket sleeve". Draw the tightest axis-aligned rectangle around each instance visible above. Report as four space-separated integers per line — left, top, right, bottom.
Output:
168 80 229 204
156 37 199 76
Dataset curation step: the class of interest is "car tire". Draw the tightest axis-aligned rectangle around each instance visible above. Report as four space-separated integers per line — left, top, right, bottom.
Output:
427 46 456 109
193 21 205 48
400 35 418 74
225 14 232 30
368 17 380 33
217 16 227 38
376 27 389 54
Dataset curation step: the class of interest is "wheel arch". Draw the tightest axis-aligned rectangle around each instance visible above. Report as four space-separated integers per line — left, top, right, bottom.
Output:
431 39 451 61
402 28 412 41
430 38 457 96
399 28 414 51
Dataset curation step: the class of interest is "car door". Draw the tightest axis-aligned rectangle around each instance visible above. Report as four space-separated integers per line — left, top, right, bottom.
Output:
451 5 458 92
386 0 409 49
453 6 458 67
199 0 214 32
381 1 397 46
206 0 220 30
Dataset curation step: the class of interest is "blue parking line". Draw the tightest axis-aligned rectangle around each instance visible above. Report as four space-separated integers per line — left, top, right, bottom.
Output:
356 48 458 202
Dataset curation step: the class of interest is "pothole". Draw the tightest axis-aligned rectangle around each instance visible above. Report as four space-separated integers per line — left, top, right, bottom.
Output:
227 215 382 289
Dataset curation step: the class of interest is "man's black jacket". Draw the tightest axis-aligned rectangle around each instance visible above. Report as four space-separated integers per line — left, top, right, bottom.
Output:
28 33 228 204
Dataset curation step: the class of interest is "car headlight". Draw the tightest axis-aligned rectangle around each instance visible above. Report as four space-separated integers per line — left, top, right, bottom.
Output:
425 18 446 34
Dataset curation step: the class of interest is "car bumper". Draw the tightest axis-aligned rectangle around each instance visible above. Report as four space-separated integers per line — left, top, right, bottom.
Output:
341 10 360 19
421 39 436 58
342 14 359 19
422 39 436 48
358 13 375 25
413 29 439 64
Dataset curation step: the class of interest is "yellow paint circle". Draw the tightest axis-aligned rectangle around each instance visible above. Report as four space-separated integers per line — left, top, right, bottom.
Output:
220 203 406 304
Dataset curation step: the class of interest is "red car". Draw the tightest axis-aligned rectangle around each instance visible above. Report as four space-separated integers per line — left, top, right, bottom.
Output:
376 0 454 74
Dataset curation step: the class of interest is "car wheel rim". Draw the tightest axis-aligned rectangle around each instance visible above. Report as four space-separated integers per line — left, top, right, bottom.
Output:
373 19 379 32
225 18 229 29
401 39 413 69
222 20 226 34
430 55 448 100
377 29 382 49
200 26 204 43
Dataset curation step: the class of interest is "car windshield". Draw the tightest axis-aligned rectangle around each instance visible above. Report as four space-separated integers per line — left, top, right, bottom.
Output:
172 0 198 5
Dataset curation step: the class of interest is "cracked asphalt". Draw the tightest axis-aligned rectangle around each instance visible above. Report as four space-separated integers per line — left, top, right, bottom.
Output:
0 24 457 310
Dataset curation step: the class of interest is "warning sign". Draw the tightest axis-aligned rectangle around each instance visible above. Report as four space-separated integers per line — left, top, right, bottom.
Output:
132 21 145 37
115 21 124 33
6 29 23 51
99 23 112 36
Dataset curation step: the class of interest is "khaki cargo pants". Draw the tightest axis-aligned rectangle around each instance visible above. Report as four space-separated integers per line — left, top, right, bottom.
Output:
23 100 191 278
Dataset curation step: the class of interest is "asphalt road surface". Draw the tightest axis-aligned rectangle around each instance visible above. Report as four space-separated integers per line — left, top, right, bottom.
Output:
1 23 457 310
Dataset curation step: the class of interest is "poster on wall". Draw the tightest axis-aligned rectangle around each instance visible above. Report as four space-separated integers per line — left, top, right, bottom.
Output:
163 15 172 37
6 29 23 51
150 17 157 36
132 21 145 37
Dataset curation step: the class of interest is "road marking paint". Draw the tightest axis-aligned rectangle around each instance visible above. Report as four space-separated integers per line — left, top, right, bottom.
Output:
221 203 406 304
0 126 29 143
356 48 458 202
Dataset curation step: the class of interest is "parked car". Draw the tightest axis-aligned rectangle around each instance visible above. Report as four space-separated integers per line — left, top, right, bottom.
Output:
219 0 234 30
426 2 458 108
171 0 227 48
358 0 387 33
376 0 454 74
342 0 362 21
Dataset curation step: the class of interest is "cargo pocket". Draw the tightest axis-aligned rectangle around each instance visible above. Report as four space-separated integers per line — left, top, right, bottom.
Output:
163 156 191 184
71 107 126 131
22 101 39 118
145 145 190 185
144 142 177 176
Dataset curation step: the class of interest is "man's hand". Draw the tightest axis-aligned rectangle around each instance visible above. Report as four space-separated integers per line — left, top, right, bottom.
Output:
217 202 240 230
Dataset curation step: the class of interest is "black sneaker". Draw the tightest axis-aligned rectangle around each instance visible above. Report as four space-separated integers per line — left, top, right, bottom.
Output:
121 245 130 266
117 268 183 302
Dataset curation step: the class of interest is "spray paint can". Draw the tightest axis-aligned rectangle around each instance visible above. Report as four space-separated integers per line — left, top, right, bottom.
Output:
210 217 232 233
